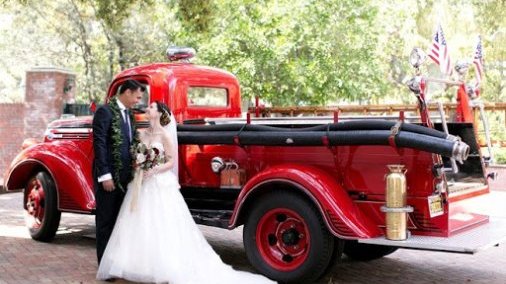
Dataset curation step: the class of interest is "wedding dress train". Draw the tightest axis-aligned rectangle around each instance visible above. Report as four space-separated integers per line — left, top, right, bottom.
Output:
96 143 276 284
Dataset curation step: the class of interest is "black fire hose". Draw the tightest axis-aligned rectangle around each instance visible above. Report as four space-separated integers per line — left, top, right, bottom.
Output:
177 129 469 162
178 120 456 141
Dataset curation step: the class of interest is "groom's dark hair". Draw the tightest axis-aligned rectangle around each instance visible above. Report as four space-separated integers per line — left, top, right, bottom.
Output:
119 79 146 94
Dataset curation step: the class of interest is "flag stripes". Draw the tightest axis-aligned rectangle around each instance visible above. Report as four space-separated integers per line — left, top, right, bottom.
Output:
428 24 452 76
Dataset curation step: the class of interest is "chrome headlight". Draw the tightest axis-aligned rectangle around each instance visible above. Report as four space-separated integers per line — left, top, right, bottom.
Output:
409 48 426 68
455 60 470 76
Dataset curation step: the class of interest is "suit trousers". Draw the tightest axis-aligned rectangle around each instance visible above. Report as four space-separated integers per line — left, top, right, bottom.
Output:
95 182 128 264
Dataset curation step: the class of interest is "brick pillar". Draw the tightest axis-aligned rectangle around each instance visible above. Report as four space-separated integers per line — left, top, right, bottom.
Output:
0 103 25 183
24 68 76 139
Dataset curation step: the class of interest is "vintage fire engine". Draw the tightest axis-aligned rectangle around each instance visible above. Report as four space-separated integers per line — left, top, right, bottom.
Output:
4 47 506 283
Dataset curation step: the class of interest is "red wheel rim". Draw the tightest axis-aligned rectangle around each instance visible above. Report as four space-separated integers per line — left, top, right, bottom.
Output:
255 208 310 271
25 178 45 229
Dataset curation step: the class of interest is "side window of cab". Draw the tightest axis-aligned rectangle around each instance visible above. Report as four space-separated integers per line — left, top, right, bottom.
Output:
187 86 228 107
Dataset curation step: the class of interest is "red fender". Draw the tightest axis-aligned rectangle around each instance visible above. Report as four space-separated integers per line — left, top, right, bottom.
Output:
5 141 95 213
229 164 382 239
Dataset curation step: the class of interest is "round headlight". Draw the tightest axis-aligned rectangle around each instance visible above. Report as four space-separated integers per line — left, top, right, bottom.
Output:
409 48 426 68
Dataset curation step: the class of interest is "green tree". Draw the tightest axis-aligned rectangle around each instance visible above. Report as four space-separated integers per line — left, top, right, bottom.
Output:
196 0 385 106
1 0 505 109
472 0 506 103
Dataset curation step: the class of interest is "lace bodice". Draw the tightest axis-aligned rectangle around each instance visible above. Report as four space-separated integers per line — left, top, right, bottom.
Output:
149 142 164 153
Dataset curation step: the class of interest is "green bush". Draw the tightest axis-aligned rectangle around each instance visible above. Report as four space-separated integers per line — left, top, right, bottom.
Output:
494 148 506 165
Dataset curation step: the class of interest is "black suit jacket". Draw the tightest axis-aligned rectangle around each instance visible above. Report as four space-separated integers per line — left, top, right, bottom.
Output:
92 104 133 188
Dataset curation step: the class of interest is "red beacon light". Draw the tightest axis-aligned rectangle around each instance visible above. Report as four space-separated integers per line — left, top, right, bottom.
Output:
166 46 196 62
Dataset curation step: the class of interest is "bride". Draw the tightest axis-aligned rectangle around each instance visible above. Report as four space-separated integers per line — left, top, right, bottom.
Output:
97 101 276 284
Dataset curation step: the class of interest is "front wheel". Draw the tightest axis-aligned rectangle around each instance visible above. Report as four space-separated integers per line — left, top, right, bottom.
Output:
24 171 61 242
243 191 335 283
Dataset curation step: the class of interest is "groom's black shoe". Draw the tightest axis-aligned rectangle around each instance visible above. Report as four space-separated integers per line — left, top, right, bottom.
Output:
105 278 116 282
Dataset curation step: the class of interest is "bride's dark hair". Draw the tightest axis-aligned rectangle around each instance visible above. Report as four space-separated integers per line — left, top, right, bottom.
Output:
155 101 171 126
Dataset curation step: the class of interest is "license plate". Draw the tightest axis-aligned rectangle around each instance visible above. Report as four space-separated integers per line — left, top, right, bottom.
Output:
428 195 444 217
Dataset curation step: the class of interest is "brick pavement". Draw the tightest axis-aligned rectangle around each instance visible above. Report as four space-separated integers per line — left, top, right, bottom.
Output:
1 190 506 284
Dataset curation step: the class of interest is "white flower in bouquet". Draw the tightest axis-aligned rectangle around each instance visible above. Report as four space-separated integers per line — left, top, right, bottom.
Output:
136 153 146 164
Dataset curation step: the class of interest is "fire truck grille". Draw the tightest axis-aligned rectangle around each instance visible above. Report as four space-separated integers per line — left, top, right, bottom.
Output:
48 128 91 140
57 133 90 139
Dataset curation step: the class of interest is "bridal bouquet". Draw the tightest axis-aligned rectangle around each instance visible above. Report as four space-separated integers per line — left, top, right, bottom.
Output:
132 142 165 171
130 142 165 211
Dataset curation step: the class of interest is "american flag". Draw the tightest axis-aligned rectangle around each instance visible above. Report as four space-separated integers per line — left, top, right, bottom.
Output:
473 35 484 87
428 24 452 76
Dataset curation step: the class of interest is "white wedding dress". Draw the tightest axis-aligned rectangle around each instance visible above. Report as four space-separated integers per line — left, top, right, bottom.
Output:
97 142 276 284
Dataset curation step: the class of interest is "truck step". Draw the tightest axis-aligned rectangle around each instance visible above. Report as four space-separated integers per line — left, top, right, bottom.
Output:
358 216 506 254
190 209 232 229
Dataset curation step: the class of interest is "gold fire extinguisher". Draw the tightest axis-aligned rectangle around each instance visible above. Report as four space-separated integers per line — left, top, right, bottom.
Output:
381 165 413 240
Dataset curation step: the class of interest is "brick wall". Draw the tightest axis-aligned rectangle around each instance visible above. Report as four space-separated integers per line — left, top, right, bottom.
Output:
0 103 25 179
1 68 75 182
24 68 75 138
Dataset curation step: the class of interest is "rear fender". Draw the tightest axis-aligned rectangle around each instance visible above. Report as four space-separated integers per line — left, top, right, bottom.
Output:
229 164 381 239
5 142 95 213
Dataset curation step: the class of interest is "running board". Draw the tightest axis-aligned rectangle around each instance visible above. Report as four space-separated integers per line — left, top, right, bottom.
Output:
358 217 506 254
191 209 232 229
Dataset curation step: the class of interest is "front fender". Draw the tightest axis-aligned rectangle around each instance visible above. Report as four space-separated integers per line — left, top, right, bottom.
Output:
230 164 382 239
5 141 95 213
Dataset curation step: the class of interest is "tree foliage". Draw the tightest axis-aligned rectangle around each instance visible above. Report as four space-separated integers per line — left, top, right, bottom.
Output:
0 0 505 106
177 0 215 34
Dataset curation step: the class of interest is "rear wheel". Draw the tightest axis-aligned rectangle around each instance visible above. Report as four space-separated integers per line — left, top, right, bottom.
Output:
343 241 397 261
24 171 61 242
243 191 335 283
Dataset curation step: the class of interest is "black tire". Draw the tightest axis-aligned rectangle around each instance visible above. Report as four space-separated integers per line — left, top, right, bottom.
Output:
343 241 398 261
323 238 344 275
243 190 335 283
24 171 61 242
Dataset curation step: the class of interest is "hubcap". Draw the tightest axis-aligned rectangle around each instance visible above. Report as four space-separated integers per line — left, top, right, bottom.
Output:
256 208 310 271
281 228 300 246
26 178 45 229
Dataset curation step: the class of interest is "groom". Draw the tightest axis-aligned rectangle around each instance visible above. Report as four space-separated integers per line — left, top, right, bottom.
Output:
92 79 144 264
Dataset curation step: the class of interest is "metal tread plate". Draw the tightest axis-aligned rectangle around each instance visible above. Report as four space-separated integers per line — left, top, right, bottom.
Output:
358 216 506 254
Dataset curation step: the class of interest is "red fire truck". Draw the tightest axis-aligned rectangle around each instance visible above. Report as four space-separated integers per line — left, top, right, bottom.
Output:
4 47 506 283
